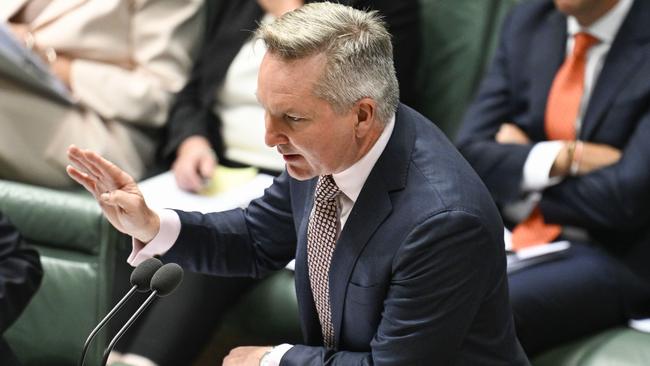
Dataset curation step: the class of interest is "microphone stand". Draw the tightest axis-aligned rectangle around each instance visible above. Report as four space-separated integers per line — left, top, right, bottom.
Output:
100 290 159 366
78 285 138 366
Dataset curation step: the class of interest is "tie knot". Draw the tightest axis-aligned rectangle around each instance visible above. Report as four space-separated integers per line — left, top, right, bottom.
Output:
573 32 599 57
315 175 340 201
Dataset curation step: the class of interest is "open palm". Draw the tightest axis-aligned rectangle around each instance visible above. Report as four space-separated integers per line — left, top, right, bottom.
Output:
66 145 159 242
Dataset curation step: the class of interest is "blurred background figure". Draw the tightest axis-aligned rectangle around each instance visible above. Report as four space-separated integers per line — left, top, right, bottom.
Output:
0 0 203 188
457 0 650 356
0 211 42 366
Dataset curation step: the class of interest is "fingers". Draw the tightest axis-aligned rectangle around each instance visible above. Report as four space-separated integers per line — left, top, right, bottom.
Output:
222 346 271 366
82 148 135 187
495 123 530 144
68 145 103 182
100 189 136 211
172 156 205 192
199 153 216 180
68 151 101 184
66 165 99 196
67 145 135 188
172 163 202 192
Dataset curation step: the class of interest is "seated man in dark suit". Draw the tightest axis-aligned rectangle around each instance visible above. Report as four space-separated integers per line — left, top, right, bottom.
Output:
456 0 650 356
0 211 43 366
67 3 529 365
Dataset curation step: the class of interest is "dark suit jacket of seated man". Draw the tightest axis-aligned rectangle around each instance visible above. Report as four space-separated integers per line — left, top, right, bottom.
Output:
456 0 650 356
67 3 529 365
0 212 43 366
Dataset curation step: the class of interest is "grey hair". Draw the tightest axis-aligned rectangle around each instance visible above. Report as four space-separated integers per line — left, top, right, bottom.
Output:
256 2 399 124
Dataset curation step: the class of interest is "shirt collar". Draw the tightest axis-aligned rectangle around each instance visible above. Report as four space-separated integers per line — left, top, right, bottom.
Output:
332 114 396 203
567 0 633 45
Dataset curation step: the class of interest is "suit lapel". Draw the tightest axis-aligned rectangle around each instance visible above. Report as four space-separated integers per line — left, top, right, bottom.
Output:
529 11 566 140
329 104 414 347
581 0 650 139
329 174 392 347
30 0 87 30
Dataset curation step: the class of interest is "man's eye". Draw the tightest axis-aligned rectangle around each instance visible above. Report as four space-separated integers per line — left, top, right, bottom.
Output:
285 115 304 122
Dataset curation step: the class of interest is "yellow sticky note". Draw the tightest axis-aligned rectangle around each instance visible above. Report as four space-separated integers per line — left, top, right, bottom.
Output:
199 165 259 196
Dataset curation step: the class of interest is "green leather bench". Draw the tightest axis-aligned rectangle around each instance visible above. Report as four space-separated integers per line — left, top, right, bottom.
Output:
0 179 129 366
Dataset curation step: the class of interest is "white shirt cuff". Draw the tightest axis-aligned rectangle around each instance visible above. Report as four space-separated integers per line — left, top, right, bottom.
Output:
522 141 565 191
127 209 181 266
264 344 293 366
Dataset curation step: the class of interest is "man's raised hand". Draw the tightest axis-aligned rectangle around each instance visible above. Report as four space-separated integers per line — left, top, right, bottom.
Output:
66 145 160 243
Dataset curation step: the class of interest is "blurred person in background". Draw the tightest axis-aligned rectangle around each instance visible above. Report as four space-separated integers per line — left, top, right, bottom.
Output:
456 0 650 356
0 211 43 366
0 0 203 188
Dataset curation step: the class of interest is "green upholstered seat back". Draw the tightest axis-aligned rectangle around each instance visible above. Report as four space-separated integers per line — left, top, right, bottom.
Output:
415 0 518 139
533 327 650 366
0 180 127 366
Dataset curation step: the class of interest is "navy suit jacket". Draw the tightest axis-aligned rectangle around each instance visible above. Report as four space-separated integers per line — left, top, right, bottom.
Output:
457 0 650 282
164 104 529 365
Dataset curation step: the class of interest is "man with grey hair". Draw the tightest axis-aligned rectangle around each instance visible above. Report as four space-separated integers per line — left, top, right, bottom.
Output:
67 3 529 365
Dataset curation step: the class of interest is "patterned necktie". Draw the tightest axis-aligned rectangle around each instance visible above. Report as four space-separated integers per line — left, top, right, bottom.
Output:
512 32 599 250
307 175 340 348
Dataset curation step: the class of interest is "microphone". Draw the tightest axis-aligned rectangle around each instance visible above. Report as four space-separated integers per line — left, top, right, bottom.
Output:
101 263 184 366
78 257 163 366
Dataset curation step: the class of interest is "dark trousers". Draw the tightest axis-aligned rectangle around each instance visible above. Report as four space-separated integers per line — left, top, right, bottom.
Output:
509 243 650 356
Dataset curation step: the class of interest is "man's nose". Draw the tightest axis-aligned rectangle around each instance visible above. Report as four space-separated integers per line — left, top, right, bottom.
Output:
264 115 287 147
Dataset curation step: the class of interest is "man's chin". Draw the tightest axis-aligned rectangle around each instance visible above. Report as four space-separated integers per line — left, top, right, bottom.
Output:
286 165 317 181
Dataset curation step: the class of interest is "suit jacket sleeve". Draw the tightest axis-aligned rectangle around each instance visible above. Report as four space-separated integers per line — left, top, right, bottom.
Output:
282 211 509 365
70 0 203 126
539 110 650 231
0 213 43 333
162 172 297 277
455 9 533 205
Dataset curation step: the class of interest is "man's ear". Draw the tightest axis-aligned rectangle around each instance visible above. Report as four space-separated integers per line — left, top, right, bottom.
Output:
354 98 377 137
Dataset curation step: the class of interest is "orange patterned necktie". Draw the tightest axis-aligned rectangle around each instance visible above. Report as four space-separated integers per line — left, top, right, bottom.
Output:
512 32 599 250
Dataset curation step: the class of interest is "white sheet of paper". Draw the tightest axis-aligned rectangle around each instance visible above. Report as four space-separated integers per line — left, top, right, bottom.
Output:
138 170 274 214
